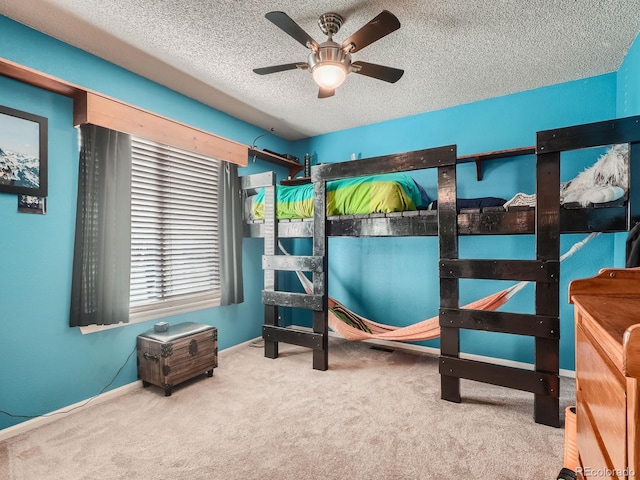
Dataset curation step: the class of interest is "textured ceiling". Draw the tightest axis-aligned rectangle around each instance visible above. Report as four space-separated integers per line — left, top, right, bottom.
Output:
1 0 640 140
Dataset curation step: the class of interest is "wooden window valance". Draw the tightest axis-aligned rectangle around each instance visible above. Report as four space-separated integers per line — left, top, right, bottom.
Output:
0 57 248 166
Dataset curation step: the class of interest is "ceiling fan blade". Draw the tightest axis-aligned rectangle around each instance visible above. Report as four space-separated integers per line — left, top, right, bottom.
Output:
341 10 400 53
253 63 306 75
318 87 335 99
352 61 404 83
265 11 319 50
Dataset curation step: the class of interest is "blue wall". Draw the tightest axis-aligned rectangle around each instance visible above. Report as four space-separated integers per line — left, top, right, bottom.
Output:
0 16 289 430
2 14 639 431
617 32 640 118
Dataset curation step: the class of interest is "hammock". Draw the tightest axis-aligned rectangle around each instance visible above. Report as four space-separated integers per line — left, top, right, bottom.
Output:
279 233 599 342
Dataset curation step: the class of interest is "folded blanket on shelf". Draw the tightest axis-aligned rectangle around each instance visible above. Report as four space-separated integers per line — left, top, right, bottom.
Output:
427 197 507 211
504 192 536 210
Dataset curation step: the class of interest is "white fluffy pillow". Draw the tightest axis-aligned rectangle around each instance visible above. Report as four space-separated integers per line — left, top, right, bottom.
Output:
560 144 629 203
562 185 625 206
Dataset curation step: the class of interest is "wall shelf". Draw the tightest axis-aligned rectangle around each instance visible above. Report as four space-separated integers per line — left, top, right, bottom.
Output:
458 146 536 181
249 148 304 178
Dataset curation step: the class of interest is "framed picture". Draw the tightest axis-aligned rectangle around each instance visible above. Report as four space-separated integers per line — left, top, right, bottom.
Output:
18 194 46 214
0 105 48 196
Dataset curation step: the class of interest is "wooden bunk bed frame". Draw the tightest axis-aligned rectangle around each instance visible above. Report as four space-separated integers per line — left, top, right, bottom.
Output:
241 115 640 427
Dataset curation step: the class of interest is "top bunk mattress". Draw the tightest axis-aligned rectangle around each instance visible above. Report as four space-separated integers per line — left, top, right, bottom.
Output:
251 172 426 220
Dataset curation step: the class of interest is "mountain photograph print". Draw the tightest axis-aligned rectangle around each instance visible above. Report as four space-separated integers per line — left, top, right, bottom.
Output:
0 105 48 196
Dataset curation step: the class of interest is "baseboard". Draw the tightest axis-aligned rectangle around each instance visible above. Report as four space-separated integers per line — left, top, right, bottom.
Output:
0 338 261 442
0 381 142 443
220 336 265 354
329 331 576 378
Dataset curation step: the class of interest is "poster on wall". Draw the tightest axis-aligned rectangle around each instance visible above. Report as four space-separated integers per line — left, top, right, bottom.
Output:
0 105 48 197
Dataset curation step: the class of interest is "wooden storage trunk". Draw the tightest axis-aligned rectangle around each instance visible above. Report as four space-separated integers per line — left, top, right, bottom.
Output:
137 322 218 396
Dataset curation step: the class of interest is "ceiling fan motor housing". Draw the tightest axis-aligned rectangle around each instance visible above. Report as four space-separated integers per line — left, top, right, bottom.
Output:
308 41 351 71
318 12 343 37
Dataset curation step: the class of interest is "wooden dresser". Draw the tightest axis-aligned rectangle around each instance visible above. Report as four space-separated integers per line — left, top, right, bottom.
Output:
569 268 640 480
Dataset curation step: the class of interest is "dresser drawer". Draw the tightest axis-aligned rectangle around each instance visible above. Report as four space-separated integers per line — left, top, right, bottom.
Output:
576 324 626 478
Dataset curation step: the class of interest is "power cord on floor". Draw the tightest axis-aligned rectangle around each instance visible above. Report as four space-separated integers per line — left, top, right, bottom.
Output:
0 344 137 420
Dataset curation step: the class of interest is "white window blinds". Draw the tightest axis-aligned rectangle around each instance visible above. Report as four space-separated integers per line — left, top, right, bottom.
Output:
130 137 221 320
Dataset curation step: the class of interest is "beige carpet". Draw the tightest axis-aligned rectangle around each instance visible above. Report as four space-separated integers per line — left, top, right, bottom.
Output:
1 337 573 480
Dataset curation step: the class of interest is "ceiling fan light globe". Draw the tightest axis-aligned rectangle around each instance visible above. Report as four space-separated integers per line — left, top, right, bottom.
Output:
312 63 347 89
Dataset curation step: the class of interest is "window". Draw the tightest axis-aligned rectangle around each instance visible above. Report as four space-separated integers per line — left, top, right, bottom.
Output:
129 137 221 321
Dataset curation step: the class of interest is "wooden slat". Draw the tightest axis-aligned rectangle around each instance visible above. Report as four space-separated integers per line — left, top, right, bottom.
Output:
440 259 559 282
534 149 561 427
439 357 559 396
440 308 559 338
262 326 325 350
328 215 439 236
560 207 628 234
264 304 278 359
457 210 535 234
243 206 630 239
438 165 458 260
0 56 83 97
312 180 329 371
262 291 323 311
262 181 279 359
262 255 324 273
75 91 247 166
535 152 561 261
438 162 461 403
313 145 457 182
537 115 640 154
439 326 461 403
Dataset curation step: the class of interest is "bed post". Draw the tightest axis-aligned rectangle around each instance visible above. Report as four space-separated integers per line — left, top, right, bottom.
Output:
438 160 460 403
261 172 279 359
534 150 561 427
312 178 329 370
629 141 640 228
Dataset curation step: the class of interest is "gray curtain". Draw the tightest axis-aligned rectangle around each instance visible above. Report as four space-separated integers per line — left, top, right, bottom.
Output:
218 161 244 305
70 124 132 327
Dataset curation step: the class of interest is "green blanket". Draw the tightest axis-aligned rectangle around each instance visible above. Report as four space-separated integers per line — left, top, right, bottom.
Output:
253 173 423 219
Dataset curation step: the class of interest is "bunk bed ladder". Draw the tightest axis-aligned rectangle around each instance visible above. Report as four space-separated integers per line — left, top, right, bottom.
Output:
255 171 329 370
439 115 640 427
438 147 561 427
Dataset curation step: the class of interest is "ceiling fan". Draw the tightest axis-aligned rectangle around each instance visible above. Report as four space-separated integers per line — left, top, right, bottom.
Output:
253 10 404 98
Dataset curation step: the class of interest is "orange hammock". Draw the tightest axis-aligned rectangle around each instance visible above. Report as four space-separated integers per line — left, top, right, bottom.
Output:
280 233 598 342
